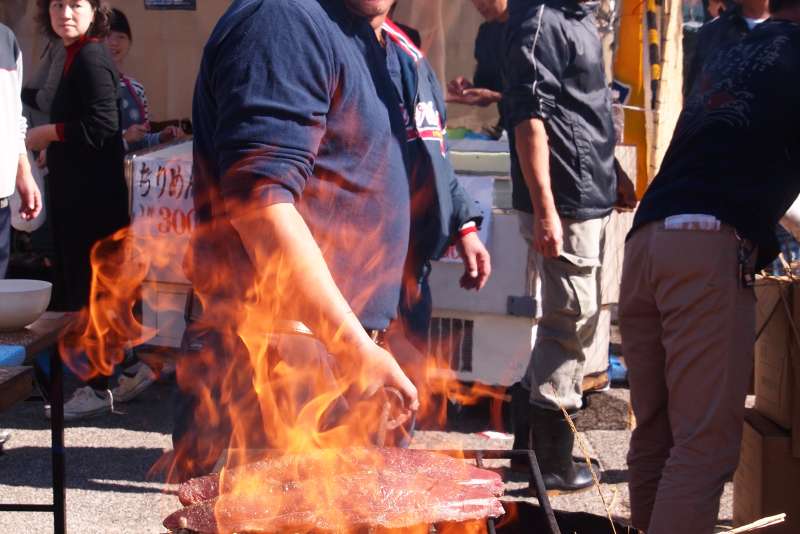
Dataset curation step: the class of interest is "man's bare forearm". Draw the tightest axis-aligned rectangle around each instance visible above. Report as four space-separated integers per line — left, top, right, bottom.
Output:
16 152 31 181
514 118 557 217
230 202 372 353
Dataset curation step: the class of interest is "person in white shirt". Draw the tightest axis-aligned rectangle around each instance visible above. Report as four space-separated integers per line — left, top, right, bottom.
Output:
0 22 42 278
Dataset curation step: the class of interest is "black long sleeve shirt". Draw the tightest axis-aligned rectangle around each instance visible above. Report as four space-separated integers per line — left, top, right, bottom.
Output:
632 20 800 270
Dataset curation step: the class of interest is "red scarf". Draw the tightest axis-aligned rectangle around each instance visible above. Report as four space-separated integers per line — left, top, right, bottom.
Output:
62 35 101 75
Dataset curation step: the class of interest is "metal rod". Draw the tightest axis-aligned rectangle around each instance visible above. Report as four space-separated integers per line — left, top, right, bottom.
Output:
528 450 560 534
51 348 66 534
429 449 538 460
473 452 497 534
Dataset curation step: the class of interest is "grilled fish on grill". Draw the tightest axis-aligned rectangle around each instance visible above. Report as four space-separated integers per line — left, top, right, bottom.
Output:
177 448 505 506
165 448 505 533
165 470 504 532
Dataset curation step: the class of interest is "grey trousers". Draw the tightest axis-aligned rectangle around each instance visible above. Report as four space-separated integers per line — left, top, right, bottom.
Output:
619 222 755 534
518 212 608 412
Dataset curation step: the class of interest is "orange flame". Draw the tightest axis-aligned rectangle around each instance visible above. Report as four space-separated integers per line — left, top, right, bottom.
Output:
59 159 503 533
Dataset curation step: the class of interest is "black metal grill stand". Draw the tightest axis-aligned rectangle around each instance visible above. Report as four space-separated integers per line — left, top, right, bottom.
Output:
436 449 561 534
0 348 66 534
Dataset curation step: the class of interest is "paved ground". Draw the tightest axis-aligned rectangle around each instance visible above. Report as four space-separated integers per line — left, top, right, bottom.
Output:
0 375 735 533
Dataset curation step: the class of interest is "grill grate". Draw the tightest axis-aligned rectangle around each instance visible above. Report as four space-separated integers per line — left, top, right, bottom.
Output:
428 317 474 373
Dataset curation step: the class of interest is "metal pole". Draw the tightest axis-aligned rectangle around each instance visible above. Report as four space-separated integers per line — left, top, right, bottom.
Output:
527 450 560 534
474 452 497 534
50 349 66 534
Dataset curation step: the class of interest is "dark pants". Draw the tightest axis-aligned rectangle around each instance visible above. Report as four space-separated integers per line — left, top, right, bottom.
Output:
171 321 267 481
397 270 433 351
172 313 351 481
0 202 9 279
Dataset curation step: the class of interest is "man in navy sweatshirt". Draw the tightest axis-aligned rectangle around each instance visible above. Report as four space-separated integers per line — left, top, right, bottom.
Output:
174 0 419 478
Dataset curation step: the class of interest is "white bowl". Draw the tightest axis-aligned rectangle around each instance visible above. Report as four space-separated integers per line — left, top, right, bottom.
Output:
0 279 53 332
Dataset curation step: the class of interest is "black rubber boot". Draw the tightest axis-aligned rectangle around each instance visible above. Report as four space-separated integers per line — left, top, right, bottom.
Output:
529 405 596 493
509 383 531 472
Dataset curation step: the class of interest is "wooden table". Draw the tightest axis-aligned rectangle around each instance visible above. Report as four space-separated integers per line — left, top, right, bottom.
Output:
0 312 73 534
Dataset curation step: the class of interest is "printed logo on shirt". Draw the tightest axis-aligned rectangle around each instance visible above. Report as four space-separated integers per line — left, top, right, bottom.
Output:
684 34 790 135
413 100 446 157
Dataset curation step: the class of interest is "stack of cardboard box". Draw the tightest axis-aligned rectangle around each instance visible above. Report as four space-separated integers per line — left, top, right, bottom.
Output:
734 277 800 533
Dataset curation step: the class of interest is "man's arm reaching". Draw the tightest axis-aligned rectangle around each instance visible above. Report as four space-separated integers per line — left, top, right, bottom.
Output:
231 203 419 411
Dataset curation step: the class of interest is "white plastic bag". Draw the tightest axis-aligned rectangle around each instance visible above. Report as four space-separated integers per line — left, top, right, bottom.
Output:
780 194 800 243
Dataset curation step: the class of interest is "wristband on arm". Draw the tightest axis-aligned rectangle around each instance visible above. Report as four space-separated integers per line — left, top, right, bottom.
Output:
458 221 478 238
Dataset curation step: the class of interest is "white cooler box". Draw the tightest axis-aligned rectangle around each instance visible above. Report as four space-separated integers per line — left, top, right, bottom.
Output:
125 138 632 389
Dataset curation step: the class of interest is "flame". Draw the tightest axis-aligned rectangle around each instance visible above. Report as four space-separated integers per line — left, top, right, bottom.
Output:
59 153 502 533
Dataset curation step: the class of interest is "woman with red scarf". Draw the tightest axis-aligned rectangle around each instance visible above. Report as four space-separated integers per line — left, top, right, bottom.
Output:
26 0 129 420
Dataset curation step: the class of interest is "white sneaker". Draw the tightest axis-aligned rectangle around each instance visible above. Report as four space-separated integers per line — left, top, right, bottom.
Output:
63 386 113 421
112 363 156 402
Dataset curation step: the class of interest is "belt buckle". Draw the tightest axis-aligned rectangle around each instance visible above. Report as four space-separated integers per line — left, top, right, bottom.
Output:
0 197 9 209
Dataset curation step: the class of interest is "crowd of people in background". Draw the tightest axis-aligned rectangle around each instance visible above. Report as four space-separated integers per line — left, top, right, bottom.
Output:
0 0 799 533
4 1 187 420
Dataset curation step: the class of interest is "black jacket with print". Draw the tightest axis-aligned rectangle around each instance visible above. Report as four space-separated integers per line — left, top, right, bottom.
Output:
684 4 751 98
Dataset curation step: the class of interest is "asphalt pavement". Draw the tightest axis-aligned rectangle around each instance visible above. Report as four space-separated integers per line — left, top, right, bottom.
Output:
0 376 735 533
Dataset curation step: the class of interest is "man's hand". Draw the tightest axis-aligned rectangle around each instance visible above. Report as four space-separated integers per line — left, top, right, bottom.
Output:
124 123 149 144
35 149 47 169
447 76 474 98
356 340 420 413
448 88 501 107
158 125 185 144
456 231 492 290
614 158 638 211
447 77 502 107
533 210 563 257
25 125 57 152
16 154 42 221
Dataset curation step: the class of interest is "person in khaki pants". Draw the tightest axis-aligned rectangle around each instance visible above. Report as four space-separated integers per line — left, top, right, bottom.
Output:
503 0 633 492
619 6 800 532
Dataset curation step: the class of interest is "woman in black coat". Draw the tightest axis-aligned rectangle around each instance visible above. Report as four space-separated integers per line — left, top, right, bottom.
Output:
26 0 129 420
26 0 129 313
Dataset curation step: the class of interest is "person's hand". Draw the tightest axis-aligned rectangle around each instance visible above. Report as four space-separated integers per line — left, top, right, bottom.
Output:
456 231 492 290
16 160 43 221
534 211 563 257
384 324 427 394
355 340 420 413
158 125 185 144
123 123 149 144
25 125 56 152
447 87 501 107
614 158 638 211
35 149 47 169
447 76 474 98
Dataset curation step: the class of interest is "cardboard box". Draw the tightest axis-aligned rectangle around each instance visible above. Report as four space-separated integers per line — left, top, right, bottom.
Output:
753 278 799 434
734 409 800 533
